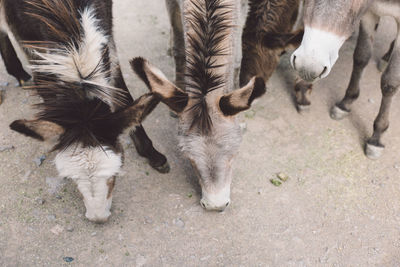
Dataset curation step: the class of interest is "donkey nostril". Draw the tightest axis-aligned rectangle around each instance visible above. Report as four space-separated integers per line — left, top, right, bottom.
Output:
320 66 328 78
225 201 230 207
292 55 297 70
200 201 206 208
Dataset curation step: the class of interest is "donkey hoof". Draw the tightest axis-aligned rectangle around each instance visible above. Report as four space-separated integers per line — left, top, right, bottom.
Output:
377 59 388 73
150 160 170 174
330 105 349 120
365 142 384 160
296 104 311 113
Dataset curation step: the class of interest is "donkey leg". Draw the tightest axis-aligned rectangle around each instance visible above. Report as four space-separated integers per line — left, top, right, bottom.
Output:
166 0 185 90
0 32 31 86
365 42 400 159
130 126 170 173
294 77 313 112
330 16 377 120
113 64 170 173
378 39 395 72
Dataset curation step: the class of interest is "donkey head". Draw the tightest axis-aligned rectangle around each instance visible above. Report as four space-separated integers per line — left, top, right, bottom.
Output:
131 57 266 211
240 30 304 87
291 0 372 81
10 91 159 222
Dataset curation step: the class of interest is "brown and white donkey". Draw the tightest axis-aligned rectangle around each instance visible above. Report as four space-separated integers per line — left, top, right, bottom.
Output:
291 0 400 159
240 0 315 111
131 0 266 211
2 0 169 222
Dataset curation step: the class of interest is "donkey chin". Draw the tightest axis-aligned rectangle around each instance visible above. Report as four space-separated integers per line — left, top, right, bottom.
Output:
83 197 113 223
200 184 231 212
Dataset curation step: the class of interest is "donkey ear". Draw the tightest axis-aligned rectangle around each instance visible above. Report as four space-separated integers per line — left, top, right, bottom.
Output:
219 77 266 116
10 119 64 141
121 93 160 127
130 57 188 113
262 29 304 49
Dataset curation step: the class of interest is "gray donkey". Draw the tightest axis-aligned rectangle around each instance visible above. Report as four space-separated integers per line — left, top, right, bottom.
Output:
131 0 266 211
291 0 400 159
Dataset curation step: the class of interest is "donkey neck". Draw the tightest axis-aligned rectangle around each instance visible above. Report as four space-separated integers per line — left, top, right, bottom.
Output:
182 0 238 96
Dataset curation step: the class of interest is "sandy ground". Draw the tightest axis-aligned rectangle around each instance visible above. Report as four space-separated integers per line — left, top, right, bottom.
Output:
1 1 400 266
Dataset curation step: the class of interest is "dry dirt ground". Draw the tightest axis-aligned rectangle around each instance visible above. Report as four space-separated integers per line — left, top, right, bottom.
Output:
1 1 400 266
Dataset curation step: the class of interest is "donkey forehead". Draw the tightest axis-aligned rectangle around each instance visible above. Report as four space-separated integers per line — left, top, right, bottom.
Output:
179 119 242 157
55 145 122 179
305 0 368 22
304 0 370 35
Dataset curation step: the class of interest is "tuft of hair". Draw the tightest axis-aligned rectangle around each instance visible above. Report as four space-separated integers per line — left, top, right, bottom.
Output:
32 76 134 151
242 0 299 43
185 0 233 135
24 0 129 107
20 0 132 151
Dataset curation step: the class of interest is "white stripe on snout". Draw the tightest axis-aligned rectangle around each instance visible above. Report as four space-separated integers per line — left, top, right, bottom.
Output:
55 146 122 221
291 26 346 81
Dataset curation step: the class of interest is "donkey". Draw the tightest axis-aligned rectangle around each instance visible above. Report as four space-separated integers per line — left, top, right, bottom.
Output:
130 0 266 211
240 0 314 111
3 0 168 222
291 0 400 159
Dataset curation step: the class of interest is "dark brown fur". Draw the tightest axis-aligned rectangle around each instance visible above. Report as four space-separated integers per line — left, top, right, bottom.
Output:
240 0 300 86
240 0 314 109
107 176 116 199
2 0 168 172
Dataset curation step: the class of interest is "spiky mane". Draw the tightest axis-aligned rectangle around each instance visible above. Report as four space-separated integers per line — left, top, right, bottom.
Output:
23 0 130 150
185 0 232 134
243 0 299 38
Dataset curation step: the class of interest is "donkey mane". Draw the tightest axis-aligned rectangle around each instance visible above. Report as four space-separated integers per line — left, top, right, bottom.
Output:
243 0 299 37
23 0 130 150
185 0 232 134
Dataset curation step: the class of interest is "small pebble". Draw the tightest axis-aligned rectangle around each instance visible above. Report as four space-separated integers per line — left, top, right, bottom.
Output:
22 170 32 182
239 122 247 132
0 145 14 152
244 110 256 119
47 214 56 221
277 173 289 182
91 232 97 236
136 254 147 267
50 224 63 235
144 217 153 224
200 255 211 261
0 81 9 87
394 164 400 171
34 155 46 167
66 226 74 232
270 179 282 187
63 208 71 214
55 195 62 200
368 98 375 104
63 257 74 263
35 198 45 205
173 218 185 228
